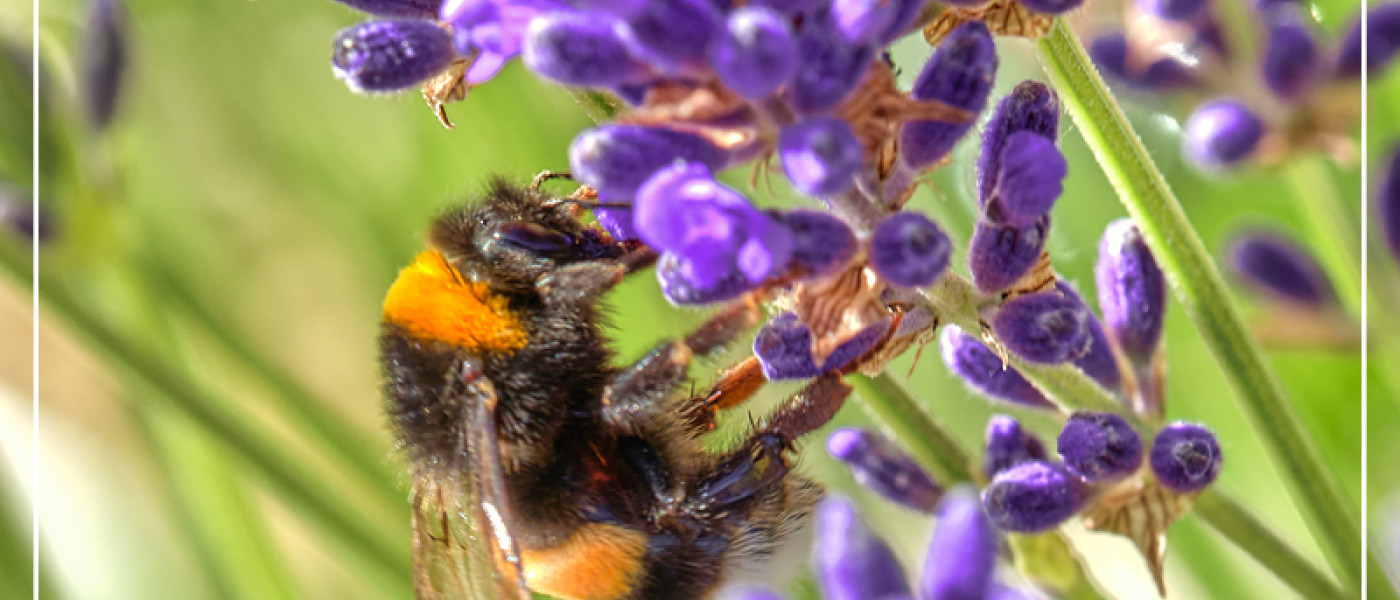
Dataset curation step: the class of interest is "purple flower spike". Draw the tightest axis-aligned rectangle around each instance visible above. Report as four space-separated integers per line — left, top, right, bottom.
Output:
635 163 792 287
993 292 1092 365
1055 283 1122 391
523 12 644 87
985 415 1049 480
967 218 1049 294
1135 0 1205 20
921 486 997 600
814 496 913 600
1057 412 1144 482
990 132 1067 227
657 253 757 305
982 461 1089 532
1096 219 1166 363
1381 148 1400 263
779 118 864 196
333 0 443 18
617 0 721 71
779 210 858 280
569 125 728 197
332 20 457 92
828 428 944 513
1336 3 1400 78
787 24 875 115
869 212 953 288
710 7 799 100
1261 7 1318 100
899 22 998 169
1150 422 1223 492
1017 0 1083 15
940 326 1054 409
1182 99 1263 170
443 0 565 83
978 82 1060 205
1226 230 1336 308
83 0 126 130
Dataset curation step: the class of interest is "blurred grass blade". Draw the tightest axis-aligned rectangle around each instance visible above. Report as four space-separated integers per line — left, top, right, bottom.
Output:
133 249 401 508
1035 18 1361 588
1282 156 1362 316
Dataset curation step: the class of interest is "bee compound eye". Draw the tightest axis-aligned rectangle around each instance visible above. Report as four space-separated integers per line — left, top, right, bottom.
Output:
494 221 573 254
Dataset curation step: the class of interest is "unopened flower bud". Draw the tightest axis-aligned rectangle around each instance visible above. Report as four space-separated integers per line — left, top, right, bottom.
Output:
1226 230 1336 308
82 0 127 129
982 460 1090 532
1056 283 1123 391
1336 2 1400 78
967 218 1049 294
941 327 1054 410
523 13 645 87
1150 422 1223 492
754 313 885 379
332 19 456 92
993 291 1092 365
921 486 997 600
1261 6 1318 100
899 22 997 169
616 0 721 71
989 132 1067 227
787 23 875 115
657 253 757 305
1057 411 1144 483
979 82 1060 206
779 118 864 196
569 125 728 197
1096 219 1167 365
814 496 913 600
779 210 858 280
984 415 1048 480
828 428 944 512
869 212 952 288
710 7 799 100
1183 99 1263 170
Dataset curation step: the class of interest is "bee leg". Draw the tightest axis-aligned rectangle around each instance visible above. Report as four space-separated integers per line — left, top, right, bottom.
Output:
536 262 627 309
688 373 853 510
600 299 762 435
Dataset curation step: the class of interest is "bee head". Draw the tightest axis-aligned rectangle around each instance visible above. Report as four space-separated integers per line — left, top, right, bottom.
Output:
429 178 625 296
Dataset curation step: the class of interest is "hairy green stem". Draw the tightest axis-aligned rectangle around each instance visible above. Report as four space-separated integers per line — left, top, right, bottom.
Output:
1034 18 1360 588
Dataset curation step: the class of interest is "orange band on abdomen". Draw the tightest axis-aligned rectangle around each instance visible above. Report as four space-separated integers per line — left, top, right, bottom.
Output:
521 523 649 600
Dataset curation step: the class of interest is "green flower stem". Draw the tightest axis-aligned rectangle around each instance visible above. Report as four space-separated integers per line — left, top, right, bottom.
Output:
1282 155 1362 316
0 241 412 587
1034 18 1361 588
1192 491 1350 600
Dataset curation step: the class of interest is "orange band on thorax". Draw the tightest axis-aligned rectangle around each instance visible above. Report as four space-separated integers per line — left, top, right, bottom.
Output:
382 250 529 352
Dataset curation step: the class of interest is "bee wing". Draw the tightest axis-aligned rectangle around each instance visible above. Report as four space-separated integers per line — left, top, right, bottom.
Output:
409 364 531 600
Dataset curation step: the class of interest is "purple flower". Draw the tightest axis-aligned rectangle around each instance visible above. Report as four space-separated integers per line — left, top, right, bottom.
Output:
332 0 444 18
787 22 875 115
0 185 48 242
921 486 997 600
522 12 644 86
967 218 1049 294
899 21 998 169
709 7 799 100
940 326 1054 410
779 210 858 280
593 203 638 241
993 292 1091 365
1057 411 1144 483
1135 0 1206 20
1381 148 1400 264
984 415 1048 486
978 82 1059 207
1096 219 1167 364
1226 230 1336 308
82 0 126 129
635 164 792 288
1150 422 1223 492
332 19 457 92
830 0 922 45
1336 2 1400 78
616 0 721 72
442 0 565 83
982 460 1090 532
1182 99 1263 170
568 124 728 197
753 313 885 379
1089 33 1199 90
1260 6 1318 100
828 428 944 513
988 132 1067 228
778 118 864 196
869 212 953 288
657 253 757 304
814 496 913 600
1055 283 1122 392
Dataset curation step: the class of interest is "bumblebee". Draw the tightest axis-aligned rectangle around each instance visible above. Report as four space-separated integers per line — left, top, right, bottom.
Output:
379 177 864 600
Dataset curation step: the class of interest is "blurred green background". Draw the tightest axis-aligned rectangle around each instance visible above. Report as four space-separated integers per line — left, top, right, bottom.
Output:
1 0 1395 598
